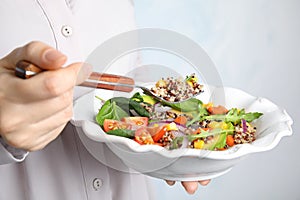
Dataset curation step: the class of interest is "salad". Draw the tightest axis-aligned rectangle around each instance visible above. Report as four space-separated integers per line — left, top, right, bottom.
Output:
95 75 263 151
149 73 204 102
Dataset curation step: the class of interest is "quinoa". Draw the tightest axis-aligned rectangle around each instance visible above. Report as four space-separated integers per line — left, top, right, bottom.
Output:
140 102 153 113
233 123 256 144
149 110 176 121
150 73 203 102
158 131 176 148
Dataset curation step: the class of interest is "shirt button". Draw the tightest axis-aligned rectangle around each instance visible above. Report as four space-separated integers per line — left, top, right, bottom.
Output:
92 178 103 191
61 25 73 37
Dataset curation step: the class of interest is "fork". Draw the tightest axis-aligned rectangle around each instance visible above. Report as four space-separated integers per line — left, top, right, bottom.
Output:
14 60 180 103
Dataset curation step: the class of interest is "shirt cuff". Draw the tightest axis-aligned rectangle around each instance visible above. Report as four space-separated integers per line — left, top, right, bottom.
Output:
0 136 28 164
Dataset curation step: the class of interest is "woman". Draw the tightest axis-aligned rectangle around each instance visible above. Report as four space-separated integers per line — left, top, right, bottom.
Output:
0 1 209 199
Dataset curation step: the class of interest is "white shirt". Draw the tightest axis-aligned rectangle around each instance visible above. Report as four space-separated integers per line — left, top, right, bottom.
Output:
0 0 154 199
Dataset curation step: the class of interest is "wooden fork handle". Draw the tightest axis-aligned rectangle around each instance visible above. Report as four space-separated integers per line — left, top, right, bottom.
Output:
15 60 135 93
15 60 43 79
81 72 135 92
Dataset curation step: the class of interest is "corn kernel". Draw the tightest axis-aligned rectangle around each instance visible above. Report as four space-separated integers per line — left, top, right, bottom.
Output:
166 122 178 131
155 80 166 87
203 102 214 109
194 140 204 149
187 81 193 87
222 122 228 130
208 121 228 130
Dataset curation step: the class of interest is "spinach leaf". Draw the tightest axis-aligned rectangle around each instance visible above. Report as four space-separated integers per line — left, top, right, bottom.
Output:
106 129 135 138
110 95 150 117
129 93 151 117
96 101 129 126
128 100 150 117
163 98 203 112
96 100 113 125
110 97 131 113
131 92 144 102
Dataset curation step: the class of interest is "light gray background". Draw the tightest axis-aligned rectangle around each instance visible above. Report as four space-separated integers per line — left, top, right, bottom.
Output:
134 1 300 200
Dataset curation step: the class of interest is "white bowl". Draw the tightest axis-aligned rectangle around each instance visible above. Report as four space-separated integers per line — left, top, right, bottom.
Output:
72 86 293 181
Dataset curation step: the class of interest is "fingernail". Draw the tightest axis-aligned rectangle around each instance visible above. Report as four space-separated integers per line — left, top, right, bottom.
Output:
44 49 66 62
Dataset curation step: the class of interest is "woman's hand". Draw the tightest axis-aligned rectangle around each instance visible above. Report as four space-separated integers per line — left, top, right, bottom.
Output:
166 179 211 194
0 41 92 151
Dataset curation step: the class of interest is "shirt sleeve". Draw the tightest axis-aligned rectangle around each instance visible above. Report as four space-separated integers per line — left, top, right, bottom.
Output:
0 136 28 165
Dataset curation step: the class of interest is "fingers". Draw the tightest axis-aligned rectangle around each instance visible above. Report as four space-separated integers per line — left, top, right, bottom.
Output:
199 179 211 186
0 91 73 128
1 62 91 102
0 41 93 152
0 41 92 102
1 41 67 71
165 180 175 186
2 104 73 151
26 124 67 152
165 179 211 195
181 181 199 195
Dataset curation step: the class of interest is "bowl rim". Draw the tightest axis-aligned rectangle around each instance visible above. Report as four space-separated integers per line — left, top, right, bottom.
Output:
78 119 292 160
72 85 293 161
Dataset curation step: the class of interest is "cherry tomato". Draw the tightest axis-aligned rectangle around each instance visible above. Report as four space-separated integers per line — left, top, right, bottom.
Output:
103 119 132 132
134 127 154 145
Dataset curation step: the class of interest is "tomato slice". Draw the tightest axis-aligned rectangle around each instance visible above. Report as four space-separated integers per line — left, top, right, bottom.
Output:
134 127 154 145
207 105 228 115
122 117 148 130
174 116 187 126
146 125 161 137
193 127 211 135
152 126 168 142
103 119 132 132
122 117 148 126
